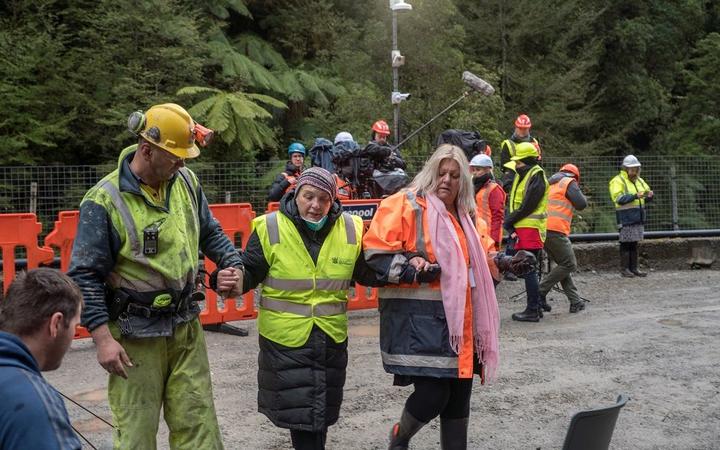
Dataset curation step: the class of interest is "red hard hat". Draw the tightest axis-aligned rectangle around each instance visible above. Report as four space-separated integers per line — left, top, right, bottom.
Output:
560 163 580 182
371 120 391 136
514 114 532 128
484 144 492 157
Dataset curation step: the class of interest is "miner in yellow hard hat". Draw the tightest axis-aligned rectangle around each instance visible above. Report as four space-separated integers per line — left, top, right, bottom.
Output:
69 103 237 449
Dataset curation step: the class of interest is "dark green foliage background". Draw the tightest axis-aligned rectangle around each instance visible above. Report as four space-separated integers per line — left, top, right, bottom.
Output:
1 0 718 165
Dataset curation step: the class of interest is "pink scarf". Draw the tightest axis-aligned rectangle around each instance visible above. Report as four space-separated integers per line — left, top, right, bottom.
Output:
426 193 500 381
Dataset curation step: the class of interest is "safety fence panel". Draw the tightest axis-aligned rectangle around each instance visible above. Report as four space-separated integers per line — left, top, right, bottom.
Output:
265 199 381 311
45 210 80 273
43 210 90 338
0 213 54 293
201 203 258 324
2 156 719 236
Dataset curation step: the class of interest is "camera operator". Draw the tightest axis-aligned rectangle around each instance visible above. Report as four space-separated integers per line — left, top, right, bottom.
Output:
357 120 407 198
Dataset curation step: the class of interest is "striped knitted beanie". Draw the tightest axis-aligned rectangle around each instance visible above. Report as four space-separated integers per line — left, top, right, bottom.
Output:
295 167 337 200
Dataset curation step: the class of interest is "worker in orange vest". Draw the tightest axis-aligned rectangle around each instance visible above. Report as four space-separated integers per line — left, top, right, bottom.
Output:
469 154 505 250
267 142 305 202
538 164 588 313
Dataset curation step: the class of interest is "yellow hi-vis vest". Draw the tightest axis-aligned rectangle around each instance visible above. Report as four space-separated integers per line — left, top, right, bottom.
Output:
253 211 363 347
509 164 549 241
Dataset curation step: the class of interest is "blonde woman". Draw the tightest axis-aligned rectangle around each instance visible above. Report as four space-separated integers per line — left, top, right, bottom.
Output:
363 144 500 450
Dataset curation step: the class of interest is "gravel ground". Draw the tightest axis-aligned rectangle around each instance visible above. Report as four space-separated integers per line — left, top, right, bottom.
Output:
48 269 720 449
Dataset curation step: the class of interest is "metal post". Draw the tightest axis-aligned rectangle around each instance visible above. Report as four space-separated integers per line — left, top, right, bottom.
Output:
392 11 400 145
225 191 232 203
670 163 679 231
29 182 37 214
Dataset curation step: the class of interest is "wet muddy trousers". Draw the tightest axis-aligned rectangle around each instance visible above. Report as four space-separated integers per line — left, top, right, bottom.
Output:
108 319 223 450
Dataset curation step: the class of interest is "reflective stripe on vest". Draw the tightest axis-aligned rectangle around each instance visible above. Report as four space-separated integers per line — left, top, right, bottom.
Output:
265 211 356 246
405 191 428 259
509 165 549 239
546 177 574 235
259 297 347 316
377 287 443 301
381 351 458 369
263 276 352 291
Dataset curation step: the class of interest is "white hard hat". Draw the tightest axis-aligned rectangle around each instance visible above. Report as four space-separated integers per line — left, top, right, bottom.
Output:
334 131 354 144
469 154 494 167
622 154 641 168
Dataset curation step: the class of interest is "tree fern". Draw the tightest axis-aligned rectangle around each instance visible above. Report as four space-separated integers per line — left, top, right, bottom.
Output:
178 86 286 153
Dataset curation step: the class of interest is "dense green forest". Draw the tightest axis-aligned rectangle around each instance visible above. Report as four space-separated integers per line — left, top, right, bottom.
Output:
1 0 718 165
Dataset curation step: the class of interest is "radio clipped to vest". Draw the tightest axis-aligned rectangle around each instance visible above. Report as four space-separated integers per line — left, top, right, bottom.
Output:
143 223 160 255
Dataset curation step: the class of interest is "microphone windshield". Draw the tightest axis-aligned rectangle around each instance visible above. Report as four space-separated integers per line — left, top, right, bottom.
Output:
462 71 495 96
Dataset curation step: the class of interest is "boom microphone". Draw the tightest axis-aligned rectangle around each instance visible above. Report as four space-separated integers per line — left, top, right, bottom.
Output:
394 71 495 151
462 71 495 96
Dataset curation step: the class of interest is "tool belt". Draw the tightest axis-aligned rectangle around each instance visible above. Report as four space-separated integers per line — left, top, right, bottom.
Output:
107 286 197 321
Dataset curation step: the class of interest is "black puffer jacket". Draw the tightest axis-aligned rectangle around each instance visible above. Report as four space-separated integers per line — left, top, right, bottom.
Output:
237 192 382 431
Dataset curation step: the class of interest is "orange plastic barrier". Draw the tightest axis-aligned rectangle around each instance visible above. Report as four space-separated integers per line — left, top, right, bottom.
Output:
45 210 80 272
44 210 90 338
201 203 258 324
0 213 55 293
265 200 381 311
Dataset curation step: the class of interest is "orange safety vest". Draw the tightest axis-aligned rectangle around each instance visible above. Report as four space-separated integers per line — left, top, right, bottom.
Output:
281 171 299 194
364 190 489 379
334 174 353 201
546 177 575 235
475 180 505 247
475 216 500 281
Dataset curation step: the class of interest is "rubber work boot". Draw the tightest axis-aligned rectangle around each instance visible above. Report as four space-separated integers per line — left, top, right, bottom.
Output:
539 294 552 313
629 248 647 277
569 301 586 313
620 247 634 277
511 307 540 322
388 408 427 450
440 417 469 450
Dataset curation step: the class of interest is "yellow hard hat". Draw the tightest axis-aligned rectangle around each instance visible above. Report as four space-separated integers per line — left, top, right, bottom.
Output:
128 103 200 159
503 142 539 170
510 142 539 161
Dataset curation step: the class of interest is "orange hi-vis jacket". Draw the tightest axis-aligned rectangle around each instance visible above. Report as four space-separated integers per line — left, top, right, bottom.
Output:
546 177 575 235
475 180 506 249
363 189 492 380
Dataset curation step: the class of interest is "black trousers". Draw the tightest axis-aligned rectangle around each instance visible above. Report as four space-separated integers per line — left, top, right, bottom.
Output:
405 376 474 422
290 429 327 450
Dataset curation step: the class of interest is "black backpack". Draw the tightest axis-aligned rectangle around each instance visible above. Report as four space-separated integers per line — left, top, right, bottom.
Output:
435 129 488 161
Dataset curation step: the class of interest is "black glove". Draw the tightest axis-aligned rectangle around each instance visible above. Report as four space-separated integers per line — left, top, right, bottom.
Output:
495 254 513 273
510 250 537 275
416 264 442 283
494 250 537 276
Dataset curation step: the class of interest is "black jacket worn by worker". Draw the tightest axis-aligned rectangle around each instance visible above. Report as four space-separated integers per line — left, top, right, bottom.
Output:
267 162 302 202
215 192 383 431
